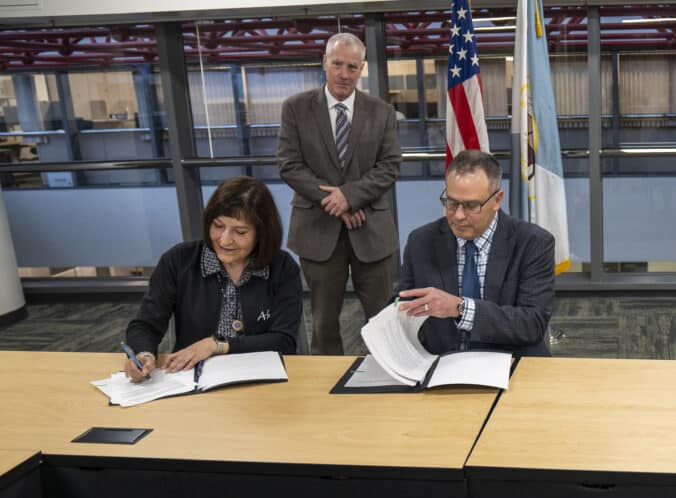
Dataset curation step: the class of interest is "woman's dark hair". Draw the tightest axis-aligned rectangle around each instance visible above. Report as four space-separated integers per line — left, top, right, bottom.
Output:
203 176 283 268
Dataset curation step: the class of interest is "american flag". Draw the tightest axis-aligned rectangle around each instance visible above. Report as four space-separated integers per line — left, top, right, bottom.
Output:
446 0 490 167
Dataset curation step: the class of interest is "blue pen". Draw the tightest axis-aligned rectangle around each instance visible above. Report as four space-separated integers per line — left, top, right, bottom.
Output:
194 360 204 383
121 342 144 372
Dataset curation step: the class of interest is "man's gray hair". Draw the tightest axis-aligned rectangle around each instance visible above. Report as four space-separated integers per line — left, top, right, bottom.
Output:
325 32 366 62
447 150 502 193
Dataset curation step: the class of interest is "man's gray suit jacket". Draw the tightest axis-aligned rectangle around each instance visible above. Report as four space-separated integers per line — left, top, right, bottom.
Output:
396 211 555 356
277 87 401 263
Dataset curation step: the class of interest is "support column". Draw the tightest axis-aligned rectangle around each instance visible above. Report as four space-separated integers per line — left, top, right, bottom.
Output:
11 74 42 134
54 72 81 161
156 22 203 242
415 57 430 175
230 63 252 175
588 7 604 282
610 50 620 174
133 64 165 159
0 187 26 327
364 13 400 275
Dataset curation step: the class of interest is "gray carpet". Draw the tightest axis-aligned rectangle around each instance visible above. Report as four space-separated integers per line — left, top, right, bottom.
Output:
549 296 676 359
1 296 676 359
0 297 368 355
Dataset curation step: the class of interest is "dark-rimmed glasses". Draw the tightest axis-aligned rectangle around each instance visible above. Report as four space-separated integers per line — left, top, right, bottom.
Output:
439 188 500 214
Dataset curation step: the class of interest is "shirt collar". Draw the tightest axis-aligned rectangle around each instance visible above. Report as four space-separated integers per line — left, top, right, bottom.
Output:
456 212 499 254
325 85 356 114
200 245 269 281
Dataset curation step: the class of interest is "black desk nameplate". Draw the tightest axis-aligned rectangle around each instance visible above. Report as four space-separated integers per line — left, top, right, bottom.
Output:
72 427 152 445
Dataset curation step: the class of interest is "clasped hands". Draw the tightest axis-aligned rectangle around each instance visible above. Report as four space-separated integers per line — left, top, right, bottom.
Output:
319 185 365 230
124 337 221 383
398 287 463 319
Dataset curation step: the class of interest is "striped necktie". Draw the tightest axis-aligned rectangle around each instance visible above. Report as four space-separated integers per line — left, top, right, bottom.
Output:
334 103 349 168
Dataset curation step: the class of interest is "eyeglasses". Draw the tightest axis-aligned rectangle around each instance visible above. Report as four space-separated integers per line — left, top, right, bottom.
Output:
439 188 500 214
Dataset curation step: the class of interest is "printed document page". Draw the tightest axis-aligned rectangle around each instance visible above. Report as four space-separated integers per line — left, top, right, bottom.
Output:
361 303 436 386
92 351 287 407
109 369 195 407
344 354 410 388
427 351 511 389
197 351 287 391
90 377 114 398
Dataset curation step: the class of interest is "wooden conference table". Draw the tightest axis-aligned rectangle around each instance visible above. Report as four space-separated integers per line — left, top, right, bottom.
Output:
0 351 500 498
467 357 676 497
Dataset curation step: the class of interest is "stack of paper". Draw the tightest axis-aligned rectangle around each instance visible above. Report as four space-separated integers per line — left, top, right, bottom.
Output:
91 351 288 407
358 303 512 391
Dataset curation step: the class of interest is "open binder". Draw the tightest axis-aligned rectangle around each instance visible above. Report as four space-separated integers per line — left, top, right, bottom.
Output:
331 303 512 394
92 351 287 407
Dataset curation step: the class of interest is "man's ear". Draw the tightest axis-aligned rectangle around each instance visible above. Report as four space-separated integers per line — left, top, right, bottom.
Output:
494 190 505 211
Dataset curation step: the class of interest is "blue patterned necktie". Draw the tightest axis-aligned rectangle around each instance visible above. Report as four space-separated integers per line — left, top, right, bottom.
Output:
462 240 480 299
334 103 349 168
460 240 480 351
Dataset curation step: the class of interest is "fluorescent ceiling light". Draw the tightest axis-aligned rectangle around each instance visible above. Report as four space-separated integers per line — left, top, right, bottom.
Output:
473 16 517 22
474 25 516 31
618 148 676 154
622 17 676 24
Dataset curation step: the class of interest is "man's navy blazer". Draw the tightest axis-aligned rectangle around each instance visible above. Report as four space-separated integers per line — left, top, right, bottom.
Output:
396 210 554 357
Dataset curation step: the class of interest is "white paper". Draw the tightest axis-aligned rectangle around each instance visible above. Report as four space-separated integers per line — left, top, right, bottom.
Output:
92 351 288 407
427 351 512 390
90 377 114 397
360 303 435 386
344 354 409 388
110 370 195 407
196 351 287 391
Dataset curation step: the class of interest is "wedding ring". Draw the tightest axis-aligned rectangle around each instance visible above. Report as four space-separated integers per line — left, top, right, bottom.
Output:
424 303 429 312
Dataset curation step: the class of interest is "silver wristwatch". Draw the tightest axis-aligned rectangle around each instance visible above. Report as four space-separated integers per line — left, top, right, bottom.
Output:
456 298 465 319
213 336 227 355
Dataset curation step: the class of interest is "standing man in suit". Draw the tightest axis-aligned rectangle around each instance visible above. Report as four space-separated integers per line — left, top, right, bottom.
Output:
397 150 554 356
277 32 401 355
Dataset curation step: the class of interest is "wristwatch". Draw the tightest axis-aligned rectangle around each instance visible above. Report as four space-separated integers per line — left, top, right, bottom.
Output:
212 336 227 355
138 351 155 362
456 298 465 319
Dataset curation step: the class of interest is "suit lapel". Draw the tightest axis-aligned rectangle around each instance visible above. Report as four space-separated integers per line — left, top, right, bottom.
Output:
434 219 459 295
484 211 515 302
342 90 365 174
311 88 341 169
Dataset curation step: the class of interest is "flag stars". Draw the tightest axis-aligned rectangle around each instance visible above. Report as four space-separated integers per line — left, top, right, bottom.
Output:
448 44 454 54
463 31 474 44
450 24 461 38
456 7 467 19
450 65 462 78
471 54 480 66
458 47 467 60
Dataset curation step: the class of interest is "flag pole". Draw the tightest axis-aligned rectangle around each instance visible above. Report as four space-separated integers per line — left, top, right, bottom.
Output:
510 0 528 221
509 134 523 219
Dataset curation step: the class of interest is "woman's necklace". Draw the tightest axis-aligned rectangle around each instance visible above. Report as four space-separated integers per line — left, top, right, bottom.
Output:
216 272 244 334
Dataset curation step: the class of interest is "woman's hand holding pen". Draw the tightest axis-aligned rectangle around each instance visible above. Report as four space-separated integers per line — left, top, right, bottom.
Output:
124 354 155 383
163 338 219 373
